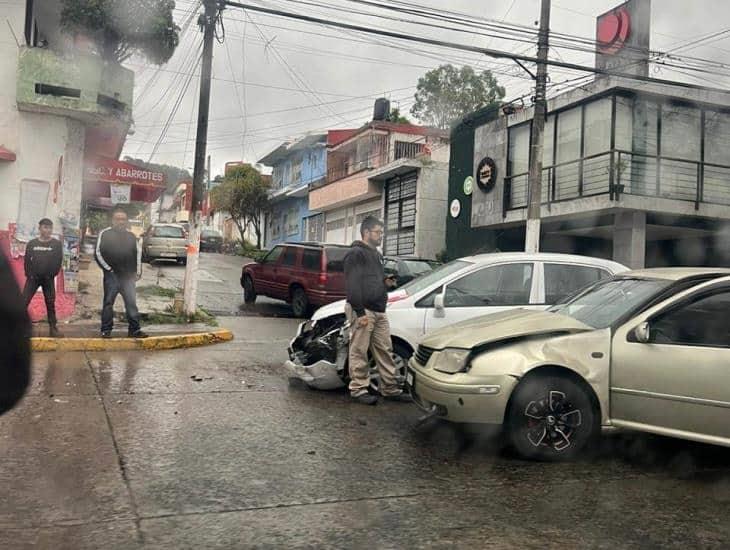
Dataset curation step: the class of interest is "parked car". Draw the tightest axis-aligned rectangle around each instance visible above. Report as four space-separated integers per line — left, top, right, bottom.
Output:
142 223 188 265
241 243 350 318
287 253 628 392
200 229 223 253
383 256 439 287
407 268 730 461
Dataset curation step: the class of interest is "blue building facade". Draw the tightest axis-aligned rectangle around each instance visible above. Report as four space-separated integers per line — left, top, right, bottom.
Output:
258 134 327 247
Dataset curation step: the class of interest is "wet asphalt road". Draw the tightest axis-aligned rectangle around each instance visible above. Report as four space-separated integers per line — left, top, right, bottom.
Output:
2 315 730 549
147 252 297 318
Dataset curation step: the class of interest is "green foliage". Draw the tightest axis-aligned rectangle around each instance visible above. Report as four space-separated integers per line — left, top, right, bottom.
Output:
410 64 506 129
137 285 177 298
210 165 271 249
123 157 192 194
60 0 180 64
387 107 410 124
86 210 109 234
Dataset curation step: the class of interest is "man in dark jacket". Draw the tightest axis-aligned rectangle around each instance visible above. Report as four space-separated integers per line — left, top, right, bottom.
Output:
0 249 31 416
23 218 64 337
95 207 147 338
344 216 411 405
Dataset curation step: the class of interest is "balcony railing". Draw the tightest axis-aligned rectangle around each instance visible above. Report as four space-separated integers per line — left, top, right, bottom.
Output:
326 139 429 184
503 149 730 215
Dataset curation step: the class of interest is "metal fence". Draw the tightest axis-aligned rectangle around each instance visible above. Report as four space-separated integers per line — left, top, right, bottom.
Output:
504 149 730 213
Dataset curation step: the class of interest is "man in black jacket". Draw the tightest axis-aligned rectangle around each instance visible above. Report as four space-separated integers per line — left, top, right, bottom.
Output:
23 218 64 337
344 216 412 405
95 207 148 338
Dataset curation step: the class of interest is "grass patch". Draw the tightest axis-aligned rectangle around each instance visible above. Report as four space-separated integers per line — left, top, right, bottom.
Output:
137 285 178 298
142 306 218 327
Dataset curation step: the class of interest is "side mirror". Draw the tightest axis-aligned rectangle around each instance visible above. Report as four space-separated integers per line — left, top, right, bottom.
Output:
434 293 445 318
633 322 650 343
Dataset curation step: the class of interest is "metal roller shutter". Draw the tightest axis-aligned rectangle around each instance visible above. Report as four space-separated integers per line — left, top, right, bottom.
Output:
384 171 418 256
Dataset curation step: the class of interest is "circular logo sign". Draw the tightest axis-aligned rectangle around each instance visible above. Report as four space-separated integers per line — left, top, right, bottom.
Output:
463 176 474 196
449 199 461 219
476 157 497 193
597 7 631 55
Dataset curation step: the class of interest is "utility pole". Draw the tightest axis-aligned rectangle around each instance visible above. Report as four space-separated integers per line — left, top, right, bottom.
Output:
524 0 551 253
184 0 220 316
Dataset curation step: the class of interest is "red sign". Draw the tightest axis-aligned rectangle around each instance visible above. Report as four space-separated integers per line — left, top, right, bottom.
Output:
84 157 166 186
597 6 631 55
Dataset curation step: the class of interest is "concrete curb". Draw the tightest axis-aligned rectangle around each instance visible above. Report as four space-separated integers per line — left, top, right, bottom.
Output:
31 329 234 352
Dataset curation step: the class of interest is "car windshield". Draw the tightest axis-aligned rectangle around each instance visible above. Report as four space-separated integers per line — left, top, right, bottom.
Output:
402 260 433 277
399 260 471 295
549 277 671 329
202 230 221 237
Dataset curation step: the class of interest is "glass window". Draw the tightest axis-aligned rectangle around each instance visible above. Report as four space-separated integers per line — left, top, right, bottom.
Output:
544 264 610 304
406 260 472 300
444 263 533 307
262 246 283 264
555 106 582 198
508 124 530 176
615 96 634 152
661 104 701 161
583 98 612 157
543 115 555 166
153 226 184 238
650 291 730 347
301 249 321 271
704 110 730 166
550 278 670 329
615 97 659 195
281 247 298 267
324 247 348 272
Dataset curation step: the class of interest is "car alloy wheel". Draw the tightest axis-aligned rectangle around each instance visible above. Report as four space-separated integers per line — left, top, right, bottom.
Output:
367 343 410 394
507 375 597 461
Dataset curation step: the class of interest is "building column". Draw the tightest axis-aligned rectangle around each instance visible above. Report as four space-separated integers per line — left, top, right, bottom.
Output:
613 211 646 269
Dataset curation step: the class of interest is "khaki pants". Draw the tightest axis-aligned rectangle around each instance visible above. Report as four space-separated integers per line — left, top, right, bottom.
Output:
346 304 401 397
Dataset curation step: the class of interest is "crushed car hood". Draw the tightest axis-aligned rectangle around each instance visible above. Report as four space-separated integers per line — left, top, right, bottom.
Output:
420 309 593 350
312 300 346 321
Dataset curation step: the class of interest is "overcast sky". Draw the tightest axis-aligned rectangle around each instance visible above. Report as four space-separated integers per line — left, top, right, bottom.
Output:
121 0 730 178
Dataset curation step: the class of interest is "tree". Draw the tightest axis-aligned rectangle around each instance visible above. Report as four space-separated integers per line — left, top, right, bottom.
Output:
410 64 506 129
60 0 180 64
209 165 270 249
387 107 411 124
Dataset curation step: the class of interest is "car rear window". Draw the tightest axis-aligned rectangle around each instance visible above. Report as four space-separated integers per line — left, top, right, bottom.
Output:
202 230 221 238
301 249 322 271
153 226 185 238
324 247 348 272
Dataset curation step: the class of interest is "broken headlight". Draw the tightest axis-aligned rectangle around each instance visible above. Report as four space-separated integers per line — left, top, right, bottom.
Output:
431 348 470 374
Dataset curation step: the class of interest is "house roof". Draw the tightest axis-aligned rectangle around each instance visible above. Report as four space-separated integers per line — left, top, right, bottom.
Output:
327 121 449 148
257 133 327 166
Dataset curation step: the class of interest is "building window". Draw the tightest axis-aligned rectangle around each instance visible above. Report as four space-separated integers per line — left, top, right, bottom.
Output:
326 218 345 232
305 213 325 241
555 105 582 199
384 172 417 256
292 157 303 185
271 214 281 240
272 166 284 190
507 124 530 176
582 98 612 195
660 104 701 201
287 206 299 236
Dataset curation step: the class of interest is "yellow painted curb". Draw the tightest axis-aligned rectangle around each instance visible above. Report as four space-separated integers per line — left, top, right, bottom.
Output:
31 329 234 352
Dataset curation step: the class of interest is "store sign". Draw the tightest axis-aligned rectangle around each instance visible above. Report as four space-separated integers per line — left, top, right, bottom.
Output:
450 199 461 219
85 158 165 185
110 183 132 204
597 6 631 55
476 157 497 193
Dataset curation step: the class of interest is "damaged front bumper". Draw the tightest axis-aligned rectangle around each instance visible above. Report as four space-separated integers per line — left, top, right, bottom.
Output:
286 315 349 390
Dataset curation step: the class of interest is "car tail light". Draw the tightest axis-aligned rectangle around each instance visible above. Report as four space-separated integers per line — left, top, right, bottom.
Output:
388 290 408 304
318 272 328 287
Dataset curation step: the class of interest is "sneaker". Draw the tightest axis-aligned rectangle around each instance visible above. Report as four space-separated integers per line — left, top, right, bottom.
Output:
101 331 112 339
351 393 378 406
128 330 149 339
383 392 413 403
49 326 64 338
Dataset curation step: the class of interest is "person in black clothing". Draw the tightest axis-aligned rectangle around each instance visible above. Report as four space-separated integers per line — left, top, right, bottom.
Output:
0 249 31 416
23 218 64 337
344 216 412 405
95 207 148 339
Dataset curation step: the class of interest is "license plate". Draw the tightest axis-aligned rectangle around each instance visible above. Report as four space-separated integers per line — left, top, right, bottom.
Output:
406 369 414 387
160 252 177 257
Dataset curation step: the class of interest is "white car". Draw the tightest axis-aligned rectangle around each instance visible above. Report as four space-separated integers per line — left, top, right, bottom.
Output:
286 252 628 390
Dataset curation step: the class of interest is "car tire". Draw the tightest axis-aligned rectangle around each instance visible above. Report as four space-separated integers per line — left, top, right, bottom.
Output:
368 341 412 394
291 286 310 318
506 374 599 462
243 275 257 304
